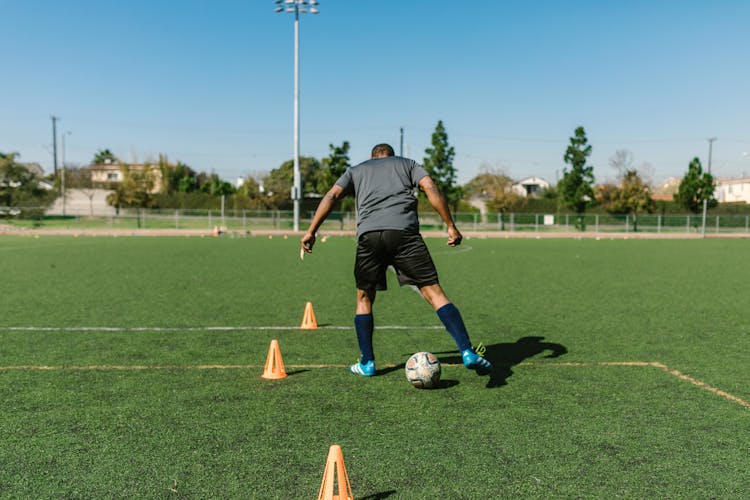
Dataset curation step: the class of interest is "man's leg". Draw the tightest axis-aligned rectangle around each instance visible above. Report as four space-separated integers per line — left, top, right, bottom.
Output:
351 288 376 376
419 284 493 375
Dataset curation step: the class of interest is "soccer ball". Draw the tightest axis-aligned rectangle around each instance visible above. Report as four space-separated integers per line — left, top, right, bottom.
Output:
405 352 441 389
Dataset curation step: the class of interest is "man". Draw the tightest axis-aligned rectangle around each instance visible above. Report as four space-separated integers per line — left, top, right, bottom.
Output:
300 143 492 377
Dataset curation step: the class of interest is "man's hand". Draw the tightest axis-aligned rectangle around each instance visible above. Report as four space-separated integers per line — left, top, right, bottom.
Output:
447 225 462 247
301 232 316 254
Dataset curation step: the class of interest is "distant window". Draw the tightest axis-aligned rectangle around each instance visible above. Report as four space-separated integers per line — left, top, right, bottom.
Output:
107 172 119 181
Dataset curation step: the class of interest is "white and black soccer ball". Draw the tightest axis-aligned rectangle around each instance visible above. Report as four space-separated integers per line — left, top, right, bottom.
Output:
405 351 441 389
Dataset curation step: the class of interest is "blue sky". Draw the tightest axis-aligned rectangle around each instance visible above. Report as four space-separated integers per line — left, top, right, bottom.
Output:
3 0 749 186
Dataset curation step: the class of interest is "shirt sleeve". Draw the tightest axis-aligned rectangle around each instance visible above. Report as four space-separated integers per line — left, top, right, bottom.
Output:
334 168 354 196
409 160 430 186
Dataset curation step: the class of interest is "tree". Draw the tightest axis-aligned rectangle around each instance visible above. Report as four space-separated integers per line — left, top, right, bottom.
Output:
173 162 199 193
315 141 350 195
105 164 157 221
558 126 595 230
675 157 717 214
262 156 321 209
238 177 261 198
608 149 634 176
607 170 655 231
0 152 56 217
423 120 461 210
157 158 199 194
200 173 235 196
463 168 526 228
92 149 118 164
63 166 94 189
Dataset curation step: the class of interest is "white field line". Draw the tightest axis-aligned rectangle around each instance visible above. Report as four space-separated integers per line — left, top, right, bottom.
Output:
1 325 445 332
0 359 746 409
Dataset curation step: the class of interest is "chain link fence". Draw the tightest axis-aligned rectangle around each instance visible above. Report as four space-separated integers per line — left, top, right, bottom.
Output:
3 207 750 235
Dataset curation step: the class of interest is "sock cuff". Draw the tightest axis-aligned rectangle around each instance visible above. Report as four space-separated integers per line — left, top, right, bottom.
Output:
436 303 457 316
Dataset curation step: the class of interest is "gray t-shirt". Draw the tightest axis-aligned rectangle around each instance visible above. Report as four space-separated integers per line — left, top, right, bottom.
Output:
335 156 429 237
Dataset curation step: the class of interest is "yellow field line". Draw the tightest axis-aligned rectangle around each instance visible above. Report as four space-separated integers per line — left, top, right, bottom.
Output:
649 362 750 410
1 361 747 409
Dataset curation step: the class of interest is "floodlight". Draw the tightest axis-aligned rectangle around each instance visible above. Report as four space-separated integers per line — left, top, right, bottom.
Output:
272 0 321 232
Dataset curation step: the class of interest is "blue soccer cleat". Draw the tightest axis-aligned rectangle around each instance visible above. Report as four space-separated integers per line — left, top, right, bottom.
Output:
462 349 493 375
350 359 376 377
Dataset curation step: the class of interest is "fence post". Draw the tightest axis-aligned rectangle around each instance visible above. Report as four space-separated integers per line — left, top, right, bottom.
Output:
716 215 720 234
221 195 225 228
535 214 539 232
657 214 661 233
595 214 599 233
746 215 749 234
175 209 179 230
565 214 569 230
208 210 212 229
625 214 629 233
473 212 477 231
510 212 515 232
686 215 690 233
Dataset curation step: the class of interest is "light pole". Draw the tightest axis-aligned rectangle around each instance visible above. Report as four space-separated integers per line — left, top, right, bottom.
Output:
61 131 71 216
275 0 319 232
700 137 717 238
51 116 60 176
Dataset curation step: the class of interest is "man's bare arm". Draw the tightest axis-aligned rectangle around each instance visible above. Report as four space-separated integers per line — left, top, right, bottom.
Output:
418 176 462 246
301 184 345 253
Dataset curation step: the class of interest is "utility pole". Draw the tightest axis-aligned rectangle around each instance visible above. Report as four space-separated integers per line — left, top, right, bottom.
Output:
400 127 404 157
61 131 71 216
700 137 717 238
51 116 59 176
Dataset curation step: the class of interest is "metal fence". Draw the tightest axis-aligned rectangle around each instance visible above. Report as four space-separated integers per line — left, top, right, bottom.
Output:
3 208 750 235
454 212 750 235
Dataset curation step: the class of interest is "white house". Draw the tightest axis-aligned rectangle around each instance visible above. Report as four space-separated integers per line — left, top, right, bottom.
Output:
715 177 750 204
512 176 551 197
89 162 166 193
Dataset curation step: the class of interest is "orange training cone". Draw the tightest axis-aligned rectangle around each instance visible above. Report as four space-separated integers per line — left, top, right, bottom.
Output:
300 301 318 330
317 445 354 500
261 339 287 379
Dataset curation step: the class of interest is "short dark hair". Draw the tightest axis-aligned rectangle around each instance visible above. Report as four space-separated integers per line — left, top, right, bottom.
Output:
371 143 395 158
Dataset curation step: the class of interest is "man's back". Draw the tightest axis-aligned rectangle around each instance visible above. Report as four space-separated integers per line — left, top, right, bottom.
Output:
336 156 428 236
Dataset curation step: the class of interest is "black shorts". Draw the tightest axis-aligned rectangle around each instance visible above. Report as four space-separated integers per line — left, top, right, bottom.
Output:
354 230 439 292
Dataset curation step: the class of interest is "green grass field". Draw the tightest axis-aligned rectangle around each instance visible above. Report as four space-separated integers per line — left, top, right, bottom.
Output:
1 234 748 498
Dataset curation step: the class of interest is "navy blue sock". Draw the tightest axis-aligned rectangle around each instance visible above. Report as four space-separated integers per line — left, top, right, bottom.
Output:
436 303 472 352
354 313 374 363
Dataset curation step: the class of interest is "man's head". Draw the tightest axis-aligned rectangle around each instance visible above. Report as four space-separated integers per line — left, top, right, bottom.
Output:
371 143 395 159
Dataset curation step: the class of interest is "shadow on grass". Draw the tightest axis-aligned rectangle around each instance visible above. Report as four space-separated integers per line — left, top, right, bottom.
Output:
286 369 310 377
360 490 397 500
375 363 404 376
376 365 460 390
436 336 568 389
